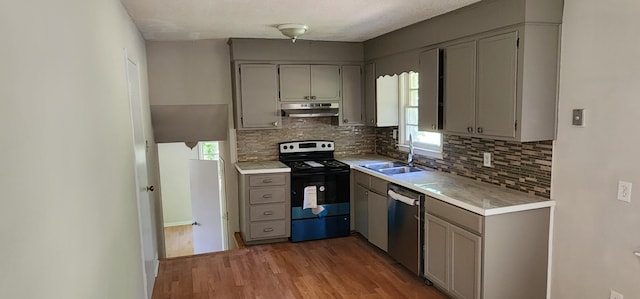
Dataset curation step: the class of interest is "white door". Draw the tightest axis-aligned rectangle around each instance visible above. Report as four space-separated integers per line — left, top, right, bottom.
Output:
126 52 156 299
189 160 224 254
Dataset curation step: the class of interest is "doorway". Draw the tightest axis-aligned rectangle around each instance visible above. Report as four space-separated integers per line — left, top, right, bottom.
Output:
158 142 227 258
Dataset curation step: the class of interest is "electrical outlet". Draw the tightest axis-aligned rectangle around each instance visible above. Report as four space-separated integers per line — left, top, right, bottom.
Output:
617 181 632 202
610 289 623 299
483 152 492 167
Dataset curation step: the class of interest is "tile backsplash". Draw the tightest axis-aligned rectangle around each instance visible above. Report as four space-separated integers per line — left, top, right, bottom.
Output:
376 127 552 198
235 121 552 198
236 117 376 162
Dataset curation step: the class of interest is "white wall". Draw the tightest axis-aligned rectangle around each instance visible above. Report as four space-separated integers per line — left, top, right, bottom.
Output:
158 143 198 226
0 0 158 298
551 0 640 298
146 40 239 248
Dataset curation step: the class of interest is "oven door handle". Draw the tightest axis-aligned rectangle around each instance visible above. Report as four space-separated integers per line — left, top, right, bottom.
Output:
291 169 350 177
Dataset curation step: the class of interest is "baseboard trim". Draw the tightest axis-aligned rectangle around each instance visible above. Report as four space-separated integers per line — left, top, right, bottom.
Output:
164 221 193 227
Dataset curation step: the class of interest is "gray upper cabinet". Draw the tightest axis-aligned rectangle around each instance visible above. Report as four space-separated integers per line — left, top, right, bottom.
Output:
364 63 377 126
442 26 559 142
340 65 364 126
476 31 518 138
444 41 476 135
236 64 280 129
418 48 441 132
279 64 341 102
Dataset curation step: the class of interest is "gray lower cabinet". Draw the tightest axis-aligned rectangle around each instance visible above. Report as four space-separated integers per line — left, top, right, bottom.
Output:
425 196 550 299
238 172 291 244
367 190 388 251
354 170 389 252
233 64 280 129
354 184 369 238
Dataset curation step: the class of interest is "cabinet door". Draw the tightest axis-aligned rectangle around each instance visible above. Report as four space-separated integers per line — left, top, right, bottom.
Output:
354 184 369 238
364 63 377 126
310 65 341 101
444 41 476 135
279 65 311 102
341 65 364 125
450 224 482 299
476 32 518 138
367 191 388 251
425 214 450 291
419 48 441 132
239 64 280 128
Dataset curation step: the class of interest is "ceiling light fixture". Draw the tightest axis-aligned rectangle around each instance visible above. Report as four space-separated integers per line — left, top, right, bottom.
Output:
277 23 309 43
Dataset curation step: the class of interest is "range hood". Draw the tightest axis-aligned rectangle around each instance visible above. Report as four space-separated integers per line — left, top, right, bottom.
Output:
281 102 339 118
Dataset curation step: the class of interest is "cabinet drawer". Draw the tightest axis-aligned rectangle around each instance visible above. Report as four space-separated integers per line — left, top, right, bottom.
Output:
354 170 370 187
250 204 286 221
427 197 483 235
250 221 286 239
369 176 388 195
249 174 286 187
249 187 285 204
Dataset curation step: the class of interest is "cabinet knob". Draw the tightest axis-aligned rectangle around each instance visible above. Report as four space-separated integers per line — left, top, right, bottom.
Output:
343 119 348 123
263 228 274 232
310 96 316 100
263 211 274 216
304 96 310 100
431 124 436 130
272 121 278 127
370 119 374 124
467 126 473 133
262 179 273 183
146 185 154 192
477 127 484 133
262 194 273 198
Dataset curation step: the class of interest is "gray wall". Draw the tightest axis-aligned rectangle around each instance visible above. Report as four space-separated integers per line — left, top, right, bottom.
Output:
551 0 640 297
0 0 158 298
145 39 239 249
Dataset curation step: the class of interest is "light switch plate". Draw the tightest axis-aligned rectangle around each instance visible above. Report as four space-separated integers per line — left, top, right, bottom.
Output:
483 152 492 167
617 181 632 202
572 109 585 127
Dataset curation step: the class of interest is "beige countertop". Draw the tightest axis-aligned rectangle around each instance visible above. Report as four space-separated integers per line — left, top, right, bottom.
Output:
235 161 290 174
337 154 555 216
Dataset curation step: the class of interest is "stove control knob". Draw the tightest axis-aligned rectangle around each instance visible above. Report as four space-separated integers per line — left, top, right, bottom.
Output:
283 145 288 150
321 144 326 148
328 144 332 148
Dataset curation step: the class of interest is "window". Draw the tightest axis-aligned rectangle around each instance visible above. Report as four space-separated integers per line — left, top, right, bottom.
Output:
198 141 219 160
398 72 442 156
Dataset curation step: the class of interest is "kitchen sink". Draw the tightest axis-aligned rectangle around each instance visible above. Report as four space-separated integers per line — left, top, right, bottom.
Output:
361 161 409 170
361 162 433 175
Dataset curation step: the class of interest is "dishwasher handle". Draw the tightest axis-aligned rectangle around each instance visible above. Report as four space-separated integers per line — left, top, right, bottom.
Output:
388 189 419 206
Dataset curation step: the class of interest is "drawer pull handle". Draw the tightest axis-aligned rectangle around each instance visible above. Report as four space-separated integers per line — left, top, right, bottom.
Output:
263 211 274 216
262 194 273 198
263 228 274 232
262 179 273 183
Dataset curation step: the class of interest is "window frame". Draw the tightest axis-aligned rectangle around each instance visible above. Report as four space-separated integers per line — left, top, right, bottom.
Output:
397 72 443 159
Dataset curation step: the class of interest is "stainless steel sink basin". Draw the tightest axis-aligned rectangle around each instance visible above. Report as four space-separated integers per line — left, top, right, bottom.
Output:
361 162 433 175
361 161 409 170
378 166 425 175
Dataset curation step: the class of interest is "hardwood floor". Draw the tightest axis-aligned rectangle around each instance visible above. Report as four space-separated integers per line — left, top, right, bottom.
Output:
152 234 448 299
164 225 194 258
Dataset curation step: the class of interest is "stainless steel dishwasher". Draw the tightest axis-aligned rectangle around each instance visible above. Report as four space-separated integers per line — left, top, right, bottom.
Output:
387 183 424 276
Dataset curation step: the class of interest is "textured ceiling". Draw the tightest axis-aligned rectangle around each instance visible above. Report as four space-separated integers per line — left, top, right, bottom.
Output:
120 0 482 42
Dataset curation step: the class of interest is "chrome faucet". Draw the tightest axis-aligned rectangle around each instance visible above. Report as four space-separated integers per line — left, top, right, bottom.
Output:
407 133 414 167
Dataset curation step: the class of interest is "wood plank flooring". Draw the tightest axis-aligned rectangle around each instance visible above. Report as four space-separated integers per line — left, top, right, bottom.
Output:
164 225 194 258
152 234 448 299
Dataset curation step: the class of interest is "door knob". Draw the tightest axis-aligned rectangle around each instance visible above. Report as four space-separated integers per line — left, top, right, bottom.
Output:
146 185 154 192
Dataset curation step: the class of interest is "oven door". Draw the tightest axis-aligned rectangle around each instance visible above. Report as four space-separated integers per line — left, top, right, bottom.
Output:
290 169 350 208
